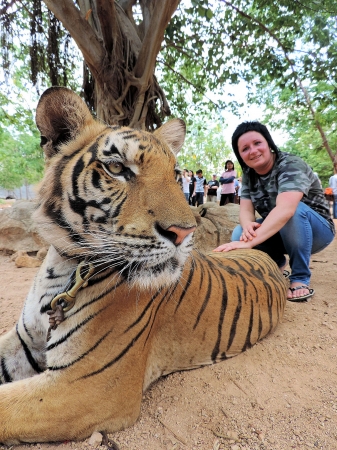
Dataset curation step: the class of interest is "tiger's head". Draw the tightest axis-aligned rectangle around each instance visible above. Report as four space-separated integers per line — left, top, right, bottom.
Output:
34 87 197 289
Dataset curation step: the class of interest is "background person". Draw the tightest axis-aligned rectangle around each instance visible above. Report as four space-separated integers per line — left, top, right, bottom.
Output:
329 171 337 219
206 174 219 203
192 169 207 206
214 121 335 302
181 168 191 203
219 160 237 205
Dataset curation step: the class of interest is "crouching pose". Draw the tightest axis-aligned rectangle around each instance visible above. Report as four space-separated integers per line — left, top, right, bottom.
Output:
215 121 335 302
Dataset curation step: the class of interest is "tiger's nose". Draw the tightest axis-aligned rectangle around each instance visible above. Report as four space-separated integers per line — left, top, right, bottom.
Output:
167 225 196 246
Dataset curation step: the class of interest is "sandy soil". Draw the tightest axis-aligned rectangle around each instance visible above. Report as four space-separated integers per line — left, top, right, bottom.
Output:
0 223 336 450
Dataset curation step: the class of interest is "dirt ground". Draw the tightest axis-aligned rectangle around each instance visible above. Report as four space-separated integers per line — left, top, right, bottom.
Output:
0 222 336 450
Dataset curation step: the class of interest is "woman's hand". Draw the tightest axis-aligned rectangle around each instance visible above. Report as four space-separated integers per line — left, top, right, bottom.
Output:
240 221 261 242
213 240 253 252
214 192 304 254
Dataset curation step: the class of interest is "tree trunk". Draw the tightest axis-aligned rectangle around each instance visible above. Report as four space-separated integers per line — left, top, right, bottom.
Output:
43 0 180 129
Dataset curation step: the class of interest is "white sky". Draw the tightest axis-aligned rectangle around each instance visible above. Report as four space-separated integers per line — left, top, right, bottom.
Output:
218 82 289 148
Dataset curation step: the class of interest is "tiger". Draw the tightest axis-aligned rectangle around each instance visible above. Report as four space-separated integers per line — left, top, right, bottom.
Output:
0 87 287 445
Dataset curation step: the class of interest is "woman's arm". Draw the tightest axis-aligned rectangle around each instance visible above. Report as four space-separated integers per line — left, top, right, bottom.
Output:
239 199 256 228
214 191 303 252
246 191 303 245
219 176 235 184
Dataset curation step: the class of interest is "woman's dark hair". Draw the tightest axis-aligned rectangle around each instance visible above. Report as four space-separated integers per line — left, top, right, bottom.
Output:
231 121 280 170
225 160 235 170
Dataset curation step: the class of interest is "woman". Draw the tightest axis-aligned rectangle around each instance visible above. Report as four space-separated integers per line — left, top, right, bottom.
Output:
219 160 237 205
214 121 335 302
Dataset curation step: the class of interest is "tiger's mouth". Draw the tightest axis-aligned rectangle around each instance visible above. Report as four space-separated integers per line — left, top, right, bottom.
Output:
48 225 194 289
119 257 179 274
100 251 187 289
115 256 182 286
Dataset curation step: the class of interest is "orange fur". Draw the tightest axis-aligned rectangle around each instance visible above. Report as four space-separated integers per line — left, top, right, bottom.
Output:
0 88 287 444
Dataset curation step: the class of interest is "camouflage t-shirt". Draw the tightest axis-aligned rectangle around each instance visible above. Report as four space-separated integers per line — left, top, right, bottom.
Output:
241 152 335 233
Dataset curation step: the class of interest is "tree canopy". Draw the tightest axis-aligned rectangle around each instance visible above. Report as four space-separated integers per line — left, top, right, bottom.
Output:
0 92 42 190
1 0 337 190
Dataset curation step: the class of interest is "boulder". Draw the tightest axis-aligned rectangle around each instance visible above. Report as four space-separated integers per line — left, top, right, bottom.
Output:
37 246 49 260
192 203 240 253
14 251 42 268
88 431 103 446
0 200 47 254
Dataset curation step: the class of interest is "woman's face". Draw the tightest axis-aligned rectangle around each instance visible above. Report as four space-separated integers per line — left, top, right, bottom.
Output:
237 131 275 175
226 162 234 170
188 171 193 176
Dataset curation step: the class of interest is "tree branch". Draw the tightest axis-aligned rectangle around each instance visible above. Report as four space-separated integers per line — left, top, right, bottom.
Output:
220 0 335 162
43 0 104 77
129 0 180 126
134 0 180 80
0 0 17 15
157 58 221 109
95 0 118 54
118 0 139 36
115 2 142 57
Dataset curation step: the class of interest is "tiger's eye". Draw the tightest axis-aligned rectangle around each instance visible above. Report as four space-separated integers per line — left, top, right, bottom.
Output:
106 162 123 174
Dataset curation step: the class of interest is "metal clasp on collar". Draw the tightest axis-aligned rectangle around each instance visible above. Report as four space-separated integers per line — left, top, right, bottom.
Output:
50 261 95 313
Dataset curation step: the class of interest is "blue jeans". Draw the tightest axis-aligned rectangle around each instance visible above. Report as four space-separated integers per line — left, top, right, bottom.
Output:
231 202 335 285
184 192 189 202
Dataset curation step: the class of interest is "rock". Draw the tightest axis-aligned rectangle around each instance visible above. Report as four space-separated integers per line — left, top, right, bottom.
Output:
37 246 48 260
0 200 47 253
193 215 219 253
15 251 42 268
88 431 103 446
192 203 240 253
10 252 18 262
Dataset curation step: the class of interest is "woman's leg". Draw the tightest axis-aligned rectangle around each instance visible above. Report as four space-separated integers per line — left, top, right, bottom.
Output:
280 202 334 285
220 194 226 206
231 224 243 241
231 221 287 269
279 202 334 300
233 202 334 300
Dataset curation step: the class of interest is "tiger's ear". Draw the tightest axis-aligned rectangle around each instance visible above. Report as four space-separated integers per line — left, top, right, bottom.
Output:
154 118 186 155
35 86 94 159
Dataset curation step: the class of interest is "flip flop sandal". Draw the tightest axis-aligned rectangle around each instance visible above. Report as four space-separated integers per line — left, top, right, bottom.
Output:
287 285 315 302
283 269 290 279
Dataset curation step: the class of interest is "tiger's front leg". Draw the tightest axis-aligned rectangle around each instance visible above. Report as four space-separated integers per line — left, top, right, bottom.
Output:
0 246 76 383
0 346 144 444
